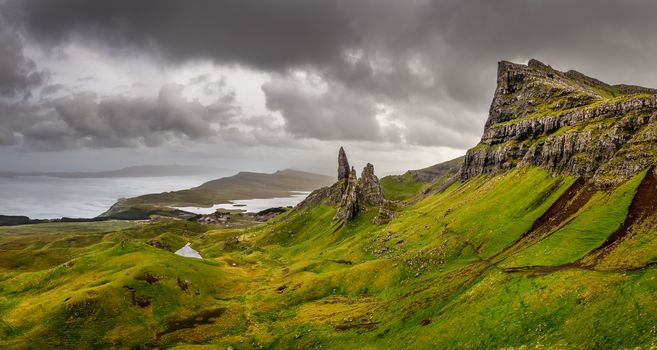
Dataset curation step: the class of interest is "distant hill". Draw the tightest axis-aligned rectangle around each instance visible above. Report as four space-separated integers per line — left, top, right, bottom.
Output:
379 156 464 201
401 156 464 183
100 169 335 219
0 164 226 178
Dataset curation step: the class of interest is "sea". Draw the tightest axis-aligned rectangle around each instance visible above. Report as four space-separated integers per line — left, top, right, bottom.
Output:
0 173 310 219
174 192 311 215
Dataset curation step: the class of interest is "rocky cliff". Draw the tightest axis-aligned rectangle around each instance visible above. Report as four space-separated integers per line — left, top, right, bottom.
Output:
460 59 657 186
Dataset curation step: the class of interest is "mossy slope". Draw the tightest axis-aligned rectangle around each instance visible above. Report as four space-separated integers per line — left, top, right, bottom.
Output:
2 166 657 348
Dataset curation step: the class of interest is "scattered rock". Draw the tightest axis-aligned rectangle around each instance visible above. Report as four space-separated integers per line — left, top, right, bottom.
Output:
146 239 171 251
134 271 160 285
373 201 398 225
222 235 240 250
177 277 190 293
328 259 353 265
334 322 379 331
64 298 98 319
122 286 151 308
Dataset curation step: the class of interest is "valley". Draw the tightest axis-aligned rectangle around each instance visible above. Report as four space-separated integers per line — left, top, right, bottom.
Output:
2 59 657 349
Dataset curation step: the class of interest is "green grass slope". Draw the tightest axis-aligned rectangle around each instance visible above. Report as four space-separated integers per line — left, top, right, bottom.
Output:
2 165 657 348
380 156 463 201
380 173 425 201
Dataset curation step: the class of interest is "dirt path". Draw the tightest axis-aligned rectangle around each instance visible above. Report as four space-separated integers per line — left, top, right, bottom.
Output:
500 168 657 274
488 178 594 264
578 168 657 267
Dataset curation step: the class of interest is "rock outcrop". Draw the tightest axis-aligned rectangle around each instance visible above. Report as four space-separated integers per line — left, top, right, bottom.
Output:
358 163 385 206
331 149 386 220
460 59 657 186
334 166 359 220
338 147 350 181
372 201 398 225
303 147 386 221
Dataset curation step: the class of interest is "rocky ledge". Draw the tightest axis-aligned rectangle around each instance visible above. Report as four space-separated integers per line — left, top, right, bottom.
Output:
460 59 657 186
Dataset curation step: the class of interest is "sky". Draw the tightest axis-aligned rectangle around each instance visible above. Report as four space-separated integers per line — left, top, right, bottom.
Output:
2 0 657 175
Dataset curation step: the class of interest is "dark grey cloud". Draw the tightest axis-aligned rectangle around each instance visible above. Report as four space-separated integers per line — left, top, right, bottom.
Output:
3 0 657 152
4 0 357 71
0 18 47 98
262 75 385 142
40 83 65 96
0 83 241 150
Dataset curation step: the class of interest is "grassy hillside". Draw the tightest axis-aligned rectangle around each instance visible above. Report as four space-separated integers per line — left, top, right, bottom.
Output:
379 173 425 201
3 165 657 348
380 156 463 201
101 169 335 219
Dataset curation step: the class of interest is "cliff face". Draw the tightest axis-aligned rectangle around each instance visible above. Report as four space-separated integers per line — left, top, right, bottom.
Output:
460 59 657 186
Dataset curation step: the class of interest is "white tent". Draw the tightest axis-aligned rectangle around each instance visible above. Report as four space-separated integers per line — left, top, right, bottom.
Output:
174 242 202 259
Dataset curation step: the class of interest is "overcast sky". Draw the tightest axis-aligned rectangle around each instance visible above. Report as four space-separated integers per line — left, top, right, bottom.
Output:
1 0 657 175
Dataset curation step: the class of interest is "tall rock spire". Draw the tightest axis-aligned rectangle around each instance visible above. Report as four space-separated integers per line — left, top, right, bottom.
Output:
330 148 387 221
334 166 359 220
298 147 390 223
338 146 350 181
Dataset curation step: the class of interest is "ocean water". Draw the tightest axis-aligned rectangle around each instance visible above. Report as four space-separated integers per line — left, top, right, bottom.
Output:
0 173 235 219
174 191 311 214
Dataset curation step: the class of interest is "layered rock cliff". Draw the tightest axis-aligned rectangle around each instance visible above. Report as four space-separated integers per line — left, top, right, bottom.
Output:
460 59 657 186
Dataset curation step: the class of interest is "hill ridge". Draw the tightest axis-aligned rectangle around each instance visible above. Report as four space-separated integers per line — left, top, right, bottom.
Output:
101 168 334 219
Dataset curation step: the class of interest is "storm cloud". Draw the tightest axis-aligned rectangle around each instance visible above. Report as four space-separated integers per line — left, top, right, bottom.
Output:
1 82 240 150
0 18 46 98
2 0 657 171
5 0 357 71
